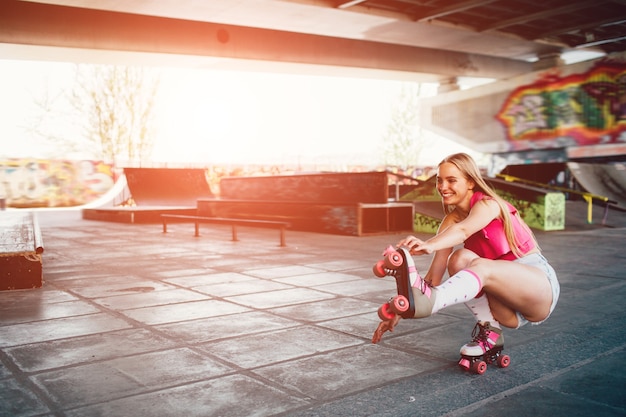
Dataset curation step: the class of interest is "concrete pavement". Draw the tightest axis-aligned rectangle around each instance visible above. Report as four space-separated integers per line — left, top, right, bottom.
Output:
1 201 625 417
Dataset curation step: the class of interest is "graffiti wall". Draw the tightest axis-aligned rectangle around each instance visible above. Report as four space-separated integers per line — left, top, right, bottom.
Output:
419 53 626 155
0 159 117 208
497 60 626 149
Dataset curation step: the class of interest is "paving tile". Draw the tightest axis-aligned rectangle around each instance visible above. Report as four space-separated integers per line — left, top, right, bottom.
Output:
244 265 324 279
42 272 113 282
269 297 381 323
193 278 294 297
64 374 308 417
155 311 301 344
0 378 51 417
130 246 192 256
460 386 622 417
0 314 132 348
42 266 88 277
383 319 476 361
121 299 250 325
534 348 626 411
0 300 101 325
304 259 371 271
0 289 77 310
191 254 272 267
4 329 179 373
153 268 218 279
162 271 253 287
313 277 396 296
274 271 363 287
199 325 363 368
211 260 291 273
317 313 391 339
32 348 234 409
55 276 177 298
92 288 210 310
225 288 335 309
253 344 441 400
0 361 11 379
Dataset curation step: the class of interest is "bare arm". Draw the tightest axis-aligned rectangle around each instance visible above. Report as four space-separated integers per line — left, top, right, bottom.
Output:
423 247 452 287
397 212 455 286
401 199 500 255
422 215 456 286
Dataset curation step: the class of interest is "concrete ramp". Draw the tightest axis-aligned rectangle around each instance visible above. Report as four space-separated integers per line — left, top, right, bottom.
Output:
82 168 213 223
81 173 130 208
124 168 213 206
568 162 626 209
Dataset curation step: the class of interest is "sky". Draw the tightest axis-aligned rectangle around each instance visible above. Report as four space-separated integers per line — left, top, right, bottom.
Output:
0 59 477 168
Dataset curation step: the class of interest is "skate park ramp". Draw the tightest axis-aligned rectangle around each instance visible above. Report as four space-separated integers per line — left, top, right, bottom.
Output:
82 168 214 223
81 173 130 209
500 163 567 184
568 162 626 210
123 167 214 206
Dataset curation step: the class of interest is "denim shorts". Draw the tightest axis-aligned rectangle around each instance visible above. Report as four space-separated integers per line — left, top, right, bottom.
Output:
513 253 560 328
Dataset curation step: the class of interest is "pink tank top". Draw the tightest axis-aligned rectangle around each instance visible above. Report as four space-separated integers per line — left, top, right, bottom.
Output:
464 191 535 260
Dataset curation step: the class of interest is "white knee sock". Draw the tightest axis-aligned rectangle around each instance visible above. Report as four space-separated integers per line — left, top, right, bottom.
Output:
431 270 482 314
465 293 501 329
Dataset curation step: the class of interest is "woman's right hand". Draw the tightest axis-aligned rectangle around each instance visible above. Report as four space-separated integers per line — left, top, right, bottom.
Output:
397 235 431 255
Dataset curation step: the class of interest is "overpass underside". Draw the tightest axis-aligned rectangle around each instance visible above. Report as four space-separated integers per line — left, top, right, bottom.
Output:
0 0 531 83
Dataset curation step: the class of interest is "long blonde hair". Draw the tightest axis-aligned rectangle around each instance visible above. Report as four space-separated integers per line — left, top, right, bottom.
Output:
438 153 536 257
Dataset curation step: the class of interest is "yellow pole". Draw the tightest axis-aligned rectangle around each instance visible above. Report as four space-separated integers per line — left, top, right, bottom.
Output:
583 195 593 224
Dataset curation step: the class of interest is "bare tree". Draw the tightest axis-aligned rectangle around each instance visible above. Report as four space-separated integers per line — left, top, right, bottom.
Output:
25 64 159 163
23 76 84 159
381 83 429 170
71 64 159 164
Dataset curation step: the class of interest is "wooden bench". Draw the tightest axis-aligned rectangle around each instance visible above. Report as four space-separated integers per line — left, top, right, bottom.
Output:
161 214 290 247
0 211 44 290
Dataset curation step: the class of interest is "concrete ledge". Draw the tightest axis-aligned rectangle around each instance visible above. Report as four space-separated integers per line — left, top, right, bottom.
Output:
0 211 44 290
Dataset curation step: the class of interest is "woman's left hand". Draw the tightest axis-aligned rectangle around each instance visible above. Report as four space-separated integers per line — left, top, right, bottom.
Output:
371 315 401 344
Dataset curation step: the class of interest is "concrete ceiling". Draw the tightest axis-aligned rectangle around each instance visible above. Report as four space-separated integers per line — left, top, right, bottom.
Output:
1 0 625 83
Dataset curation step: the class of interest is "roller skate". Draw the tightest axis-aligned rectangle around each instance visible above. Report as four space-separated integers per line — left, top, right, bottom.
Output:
458 321 510 375
372 246 433 321
374 246 415 320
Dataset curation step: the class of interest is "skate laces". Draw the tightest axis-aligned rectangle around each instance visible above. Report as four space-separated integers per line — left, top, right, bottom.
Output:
470 322 499 350
470 322 485 342
399 248 428 295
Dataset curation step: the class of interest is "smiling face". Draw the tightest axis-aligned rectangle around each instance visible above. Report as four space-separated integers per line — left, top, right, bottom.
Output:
436 161 475 210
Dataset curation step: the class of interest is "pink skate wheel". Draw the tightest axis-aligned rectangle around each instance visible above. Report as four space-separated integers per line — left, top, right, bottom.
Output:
497 354 511 368
373 260 386 278
390 295 409 314
383 250 402 268
472 360 487 375
377 303 396 321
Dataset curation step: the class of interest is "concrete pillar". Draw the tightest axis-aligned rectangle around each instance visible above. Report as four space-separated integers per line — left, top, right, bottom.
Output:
437 77 460 93
533 53 565 71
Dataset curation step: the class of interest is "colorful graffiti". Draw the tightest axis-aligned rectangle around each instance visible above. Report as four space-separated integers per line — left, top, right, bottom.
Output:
496 60 626 148
0 159 117 208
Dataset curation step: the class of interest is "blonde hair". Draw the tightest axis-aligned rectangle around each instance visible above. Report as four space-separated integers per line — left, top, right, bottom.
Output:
438 153 536 257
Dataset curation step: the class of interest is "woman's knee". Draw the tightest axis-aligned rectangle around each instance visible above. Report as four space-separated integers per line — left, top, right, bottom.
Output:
487 295 520 328
464 257 494 284
448 249 479 275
